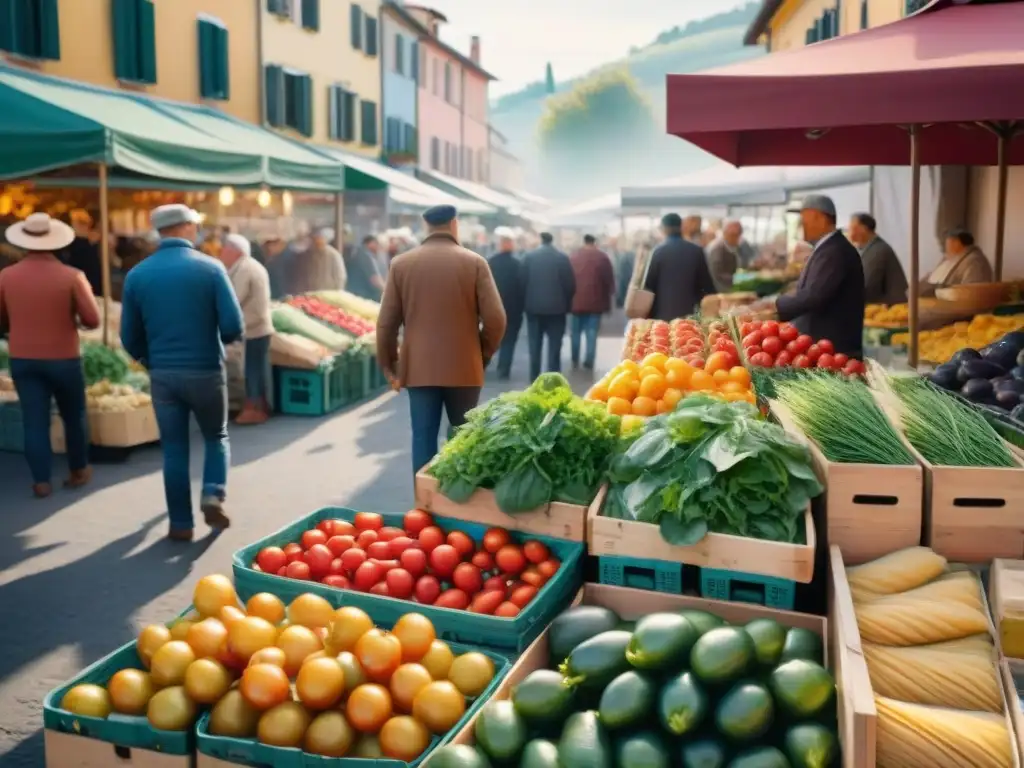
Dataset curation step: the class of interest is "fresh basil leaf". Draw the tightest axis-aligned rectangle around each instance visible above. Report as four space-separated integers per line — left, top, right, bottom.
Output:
660 516 709 546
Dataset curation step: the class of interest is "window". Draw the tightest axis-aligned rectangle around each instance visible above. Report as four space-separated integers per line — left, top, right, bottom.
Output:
198 16 230 100
433 60 441 96
328 85 357 141
266 0 290 17
384 116 401 151
394 34 404 75
361 100 378 146
860 0 868 29
403 123 417 156
420 46 427 88
905 0 928 14
444 62 452 102
365 15 378 57
301 0 319 31
350 4 363 50
0 0 60 59
112 0 156 83
410 42 419 83
806 6 839 43
265 65 312 136
431 137 440 170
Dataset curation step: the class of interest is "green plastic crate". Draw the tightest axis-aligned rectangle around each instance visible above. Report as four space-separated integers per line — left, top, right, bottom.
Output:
275 356 348 417
598 555 684 594
43 607 195 756
196 640 510 767
232 507 585 652
700 567 796 610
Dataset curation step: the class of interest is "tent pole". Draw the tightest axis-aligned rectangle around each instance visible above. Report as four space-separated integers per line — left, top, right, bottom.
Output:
994 129 1009 281
98 163 111 348
334 193 344 248
908 126 921 369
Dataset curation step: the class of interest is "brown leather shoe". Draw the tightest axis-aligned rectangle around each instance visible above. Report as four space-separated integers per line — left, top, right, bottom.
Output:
33 483 52 498
168 528 194 542
234 401 265 425
201 497 231 530
64 466 93 488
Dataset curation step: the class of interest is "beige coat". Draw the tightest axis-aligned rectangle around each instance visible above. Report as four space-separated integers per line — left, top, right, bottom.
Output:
376 233 507 388
228 255 273 338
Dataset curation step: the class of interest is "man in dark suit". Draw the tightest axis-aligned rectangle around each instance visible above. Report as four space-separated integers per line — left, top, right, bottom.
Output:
487 227 525 380
522 233 576 381
762 195 865 358
848 212 907 305
643 213 716 321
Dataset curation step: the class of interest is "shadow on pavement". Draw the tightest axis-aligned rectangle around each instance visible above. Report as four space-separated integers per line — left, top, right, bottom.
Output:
3 729 42 768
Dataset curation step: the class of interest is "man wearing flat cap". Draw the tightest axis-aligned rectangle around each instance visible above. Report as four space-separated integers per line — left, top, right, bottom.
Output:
757 195 865 358
121 203 244 541
376 204 507 475
643 213 716 321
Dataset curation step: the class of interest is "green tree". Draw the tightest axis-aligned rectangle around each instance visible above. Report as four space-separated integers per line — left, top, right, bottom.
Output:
537 67 659 198
545 62 556 94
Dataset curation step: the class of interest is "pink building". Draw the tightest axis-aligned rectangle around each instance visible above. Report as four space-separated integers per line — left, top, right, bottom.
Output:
396 5 494 183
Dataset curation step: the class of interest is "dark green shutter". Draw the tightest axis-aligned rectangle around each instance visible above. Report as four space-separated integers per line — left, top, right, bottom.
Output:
138 0 156 82
38 0 60 59
112 0 138 79
217 25 230 99
0 0 16 53
860 0 868 28
299 74 313 136
267 0 284 14
410 41 418 82
198 20 216 97
301 0 319 31
265 64 284 126
365 16 377 56
361 100 377 145
350 3 362 49
14 0 39 56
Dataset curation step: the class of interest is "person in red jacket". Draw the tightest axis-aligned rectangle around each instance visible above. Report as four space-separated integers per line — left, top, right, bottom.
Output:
569 234 615 371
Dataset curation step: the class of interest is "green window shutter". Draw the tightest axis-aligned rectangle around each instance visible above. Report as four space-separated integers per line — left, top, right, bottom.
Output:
410 41 418 83
267 0 284 14
350 4 362 50
198 20 216 98
300 74 313 136
265 64 284 126
365 16 377 57
38 0 60 59
0 0 13 53
138 0 157 83
111 0 139 79
860 0 868 28
301 0 319 31
217 25 230 100
360 100 377 146
343 92 356 141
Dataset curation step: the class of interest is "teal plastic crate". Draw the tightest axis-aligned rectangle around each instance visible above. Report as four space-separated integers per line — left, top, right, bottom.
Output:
343 352 371 402
275 356 349 416
43 607 195 756
700 567 796 610
598 555 684 594
232 507 585 652
196 640 510 768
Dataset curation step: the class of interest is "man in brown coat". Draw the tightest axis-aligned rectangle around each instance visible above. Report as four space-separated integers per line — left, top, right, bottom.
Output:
376 205 507 474
569 234 615 370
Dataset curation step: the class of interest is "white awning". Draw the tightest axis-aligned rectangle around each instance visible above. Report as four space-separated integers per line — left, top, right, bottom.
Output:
417 169 525 215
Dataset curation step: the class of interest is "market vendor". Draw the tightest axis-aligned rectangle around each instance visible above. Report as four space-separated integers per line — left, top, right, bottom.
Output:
919 228 993 298
754 195 865 357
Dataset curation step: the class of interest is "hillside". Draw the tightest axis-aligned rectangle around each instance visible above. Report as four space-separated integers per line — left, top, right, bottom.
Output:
492 4 765 200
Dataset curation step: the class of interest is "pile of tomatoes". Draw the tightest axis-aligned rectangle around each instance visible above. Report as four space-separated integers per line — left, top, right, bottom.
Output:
252 511 561 618
59 575 497 760
739 319 865 375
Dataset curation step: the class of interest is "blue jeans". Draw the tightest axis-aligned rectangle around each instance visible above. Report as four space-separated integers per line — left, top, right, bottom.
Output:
496 313 522 378
571 314 601 368
244 336 271 400
527 314 566 382
408 386 480 474
150 369 229 530
10 358 89 484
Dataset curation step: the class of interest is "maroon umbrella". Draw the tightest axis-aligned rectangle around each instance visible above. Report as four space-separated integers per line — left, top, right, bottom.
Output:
666 0 1024 365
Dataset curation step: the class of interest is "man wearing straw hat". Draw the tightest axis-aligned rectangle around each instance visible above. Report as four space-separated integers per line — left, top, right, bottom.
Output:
120 204 244 541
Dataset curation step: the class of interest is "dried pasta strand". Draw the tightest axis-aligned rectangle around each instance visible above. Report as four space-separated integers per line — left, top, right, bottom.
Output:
861 570 983 611
855 596 989 646
847 547 947 602
876 696 1012 768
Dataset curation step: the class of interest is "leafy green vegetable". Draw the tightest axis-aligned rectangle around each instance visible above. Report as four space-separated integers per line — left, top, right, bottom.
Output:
603 395 822 546
81 341 130 385
429 374 620 513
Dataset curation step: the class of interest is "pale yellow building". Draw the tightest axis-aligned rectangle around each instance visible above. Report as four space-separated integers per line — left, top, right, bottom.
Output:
261 0 383 157
0 0 260 123
745 0 1024 278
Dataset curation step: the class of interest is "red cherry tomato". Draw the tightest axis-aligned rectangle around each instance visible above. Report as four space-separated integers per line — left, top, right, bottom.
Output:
452 563 483 594
785 340 802 356
742 331 763 348
304 544 334 579
276 566 287 576
469 590 505 615
794 334 813 353
367 541 393 560
745 345 762 359
371 559 401 572
509 584 539 608
522 540 550 565
833 353 850 368
340 547 368 573
483 575 508 593
354 512 383 531
760 320 779 338
400 548 428 578
331 520 356 537
806 344 822 363
389 536 417 558
537 559 561 580
843 359 865 376
353 561 385 591
285 561 311 580
495 545 527 576
494 602 520 618
322 574 350 589
386 568 415 599
283 542 304 563
520 567 547 588
377 526 405 542
327 535 355 556
774 350 793 367
369 582 390 596
817 339 835 355
779 324 799 343
403 510 434 536
356 529 379 549
817 353 837 370
429 545 460 579
301 529 328 550
739 322 755 336
256 547 287 574
316 519 335 536
329 558 346 575
793 354 811 368
418 526 445 554
481 528 511 554
446 531 475 559
434 589 470 610
749 352 774 367
471 551 494 571
414 575 441 605
760 337 783 357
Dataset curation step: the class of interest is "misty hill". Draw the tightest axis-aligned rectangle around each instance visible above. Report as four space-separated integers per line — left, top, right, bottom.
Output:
492 3 765 200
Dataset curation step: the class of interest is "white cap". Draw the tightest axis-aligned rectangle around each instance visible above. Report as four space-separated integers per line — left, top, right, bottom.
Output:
224 233 251 258
494 226 515 240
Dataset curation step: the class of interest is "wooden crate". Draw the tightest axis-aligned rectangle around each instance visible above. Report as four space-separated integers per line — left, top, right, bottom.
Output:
990 559 1024 659
89 407 159 448
1003 658 1024 759
413 470 589 542
447 582 827 748
771 400 923 565
45 730 192 768
587 485 816 583
829 545 1020 768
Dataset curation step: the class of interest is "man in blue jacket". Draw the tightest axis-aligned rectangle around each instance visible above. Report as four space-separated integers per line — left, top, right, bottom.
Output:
121 205 244 541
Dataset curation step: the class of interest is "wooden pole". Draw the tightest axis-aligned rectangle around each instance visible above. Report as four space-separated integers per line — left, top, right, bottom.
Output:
908 126 921 369
994 129 1009 281
98 163 111 347
334 193 343 247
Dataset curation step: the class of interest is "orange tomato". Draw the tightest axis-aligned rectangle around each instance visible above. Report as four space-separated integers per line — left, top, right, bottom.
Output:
607 397 632 416
662 388 683 409
720 380 747 394
585 381 609 402
631 396 657 417
389 663 433 712
638 365 661 381
655 399 672 414
641 352 669 371
354 629 403 683
665 366 693 389
729 366 752 387
379 716 431 762
219 605 247 630
724 391 749 403
246 593 286 625
638 374 667 400
240 663 290 710
689 370 715 391
705 351 734 374
346 684 393 733
712 369 730 385
664 357 689 372
607 373 636 400
411 681 466 734
391 613 436 662
296 657 346 710
619 359 640 372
